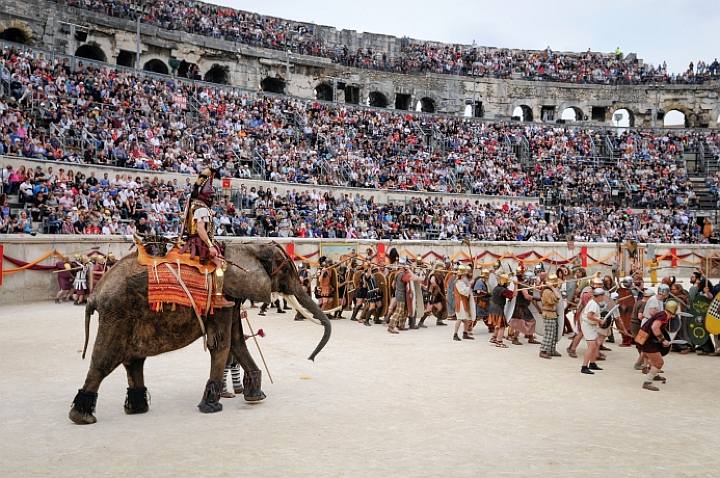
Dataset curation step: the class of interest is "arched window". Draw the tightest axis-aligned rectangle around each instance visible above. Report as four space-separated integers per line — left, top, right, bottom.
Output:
368 91 388 108
261 77 285 94
75 44 107 63
663 109 686 127
512 105 533 122
611 108 634 127
143 59 169 75
560 106 584 122
177 60 199 79
0 27 30 44
419 97 435 113
203 64 229 84
315 82 333 101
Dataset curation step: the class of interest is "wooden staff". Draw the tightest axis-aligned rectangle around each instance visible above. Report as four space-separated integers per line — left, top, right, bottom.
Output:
242 309 273 384
515 275 595 293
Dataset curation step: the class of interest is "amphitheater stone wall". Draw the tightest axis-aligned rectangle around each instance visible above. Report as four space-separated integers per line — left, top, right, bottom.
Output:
2 0 719 127
1 235 718 304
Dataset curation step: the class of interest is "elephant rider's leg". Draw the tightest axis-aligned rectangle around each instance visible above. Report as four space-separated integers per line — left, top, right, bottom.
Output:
211 259 235 309
70 328 126 424
198 310 232 413
123 358 150 414
230 307 266 402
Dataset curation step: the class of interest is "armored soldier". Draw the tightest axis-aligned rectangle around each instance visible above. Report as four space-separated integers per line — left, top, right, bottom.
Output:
179 168 234 309
616 276 636 346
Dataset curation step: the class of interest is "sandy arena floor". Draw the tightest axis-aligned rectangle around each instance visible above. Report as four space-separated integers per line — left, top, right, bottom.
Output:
1 301 719 478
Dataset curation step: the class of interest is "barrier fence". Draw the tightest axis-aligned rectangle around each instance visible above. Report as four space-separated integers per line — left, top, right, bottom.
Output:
2 235 719 304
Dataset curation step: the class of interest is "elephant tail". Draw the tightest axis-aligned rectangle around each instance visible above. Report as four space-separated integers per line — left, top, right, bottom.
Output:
82 299 96 359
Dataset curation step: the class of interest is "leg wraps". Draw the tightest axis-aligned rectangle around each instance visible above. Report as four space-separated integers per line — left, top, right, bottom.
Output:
71 389 98 415
124 387 149 414
243 370 266 401
197 380 223 413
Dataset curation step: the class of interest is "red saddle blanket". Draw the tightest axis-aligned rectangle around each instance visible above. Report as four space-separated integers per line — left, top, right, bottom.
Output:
147 263 212 314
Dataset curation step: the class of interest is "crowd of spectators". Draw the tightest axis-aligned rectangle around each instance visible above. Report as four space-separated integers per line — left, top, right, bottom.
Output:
0 46 705 210
1 163 717 244
60 0 720 85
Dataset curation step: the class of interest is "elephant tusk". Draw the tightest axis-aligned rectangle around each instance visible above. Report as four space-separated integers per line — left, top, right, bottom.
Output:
283 294 320 325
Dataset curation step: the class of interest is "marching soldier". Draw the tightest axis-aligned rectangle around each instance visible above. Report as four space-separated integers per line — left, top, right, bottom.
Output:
488 273 516 348
315 256 335 315
508 270 540 345
472 268 491 332
388 259 413 334
539 274 562 359
453 265 476 341
360 265 382 326
617 276 636 347
418 263 447 328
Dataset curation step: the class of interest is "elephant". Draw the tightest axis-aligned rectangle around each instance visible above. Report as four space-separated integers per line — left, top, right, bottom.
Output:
69 242 332 425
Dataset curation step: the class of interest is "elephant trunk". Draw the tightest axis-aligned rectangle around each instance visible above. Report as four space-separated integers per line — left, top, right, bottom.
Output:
289 282 331 361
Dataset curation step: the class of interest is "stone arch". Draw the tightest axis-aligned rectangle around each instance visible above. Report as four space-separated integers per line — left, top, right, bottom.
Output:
395 93 412 110
315 82 333 101
610 107 635 127
177 60 199 79
663 109 687 128
203 64 229 84
261 76 286 94
0 20 33 44
368 91 389 108
75 43 107 63
419 97 436 113
143 58 169 75
512 104 533 122
559 105 585 122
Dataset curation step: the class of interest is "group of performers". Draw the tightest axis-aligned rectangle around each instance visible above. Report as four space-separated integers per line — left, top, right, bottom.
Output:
309 249 720 392
54 252 117 305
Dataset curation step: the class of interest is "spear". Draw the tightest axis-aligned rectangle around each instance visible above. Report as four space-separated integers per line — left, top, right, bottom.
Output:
241 308 274 384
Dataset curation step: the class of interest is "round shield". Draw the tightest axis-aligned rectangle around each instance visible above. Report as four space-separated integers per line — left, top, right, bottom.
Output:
373 271 389 317
689 295 711 347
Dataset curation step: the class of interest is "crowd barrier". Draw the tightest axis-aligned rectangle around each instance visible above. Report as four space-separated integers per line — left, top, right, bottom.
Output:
1 235 719 305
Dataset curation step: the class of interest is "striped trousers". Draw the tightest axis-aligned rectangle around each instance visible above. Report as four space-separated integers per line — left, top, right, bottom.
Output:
540 317 559 354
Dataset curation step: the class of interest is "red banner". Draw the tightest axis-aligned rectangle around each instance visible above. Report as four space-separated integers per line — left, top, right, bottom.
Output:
580 246 588 267
670 247 678 267
222 177 231 189
285 242 295 260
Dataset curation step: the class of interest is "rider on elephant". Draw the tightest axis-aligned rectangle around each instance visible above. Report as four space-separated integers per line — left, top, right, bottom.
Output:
179 167 235 310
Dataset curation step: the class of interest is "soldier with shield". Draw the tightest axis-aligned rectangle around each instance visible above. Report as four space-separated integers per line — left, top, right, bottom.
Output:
417 263 447 328
488 274 516 348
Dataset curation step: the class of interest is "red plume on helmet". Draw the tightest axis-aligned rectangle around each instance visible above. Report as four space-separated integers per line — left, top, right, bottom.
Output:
193 168 217 204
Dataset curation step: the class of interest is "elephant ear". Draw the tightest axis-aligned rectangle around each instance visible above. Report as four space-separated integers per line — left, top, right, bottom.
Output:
254 246 275 276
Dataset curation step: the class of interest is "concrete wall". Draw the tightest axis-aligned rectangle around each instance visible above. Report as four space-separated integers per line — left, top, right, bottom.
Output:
2 0 719 126
2 235 719 304
0 155 538 206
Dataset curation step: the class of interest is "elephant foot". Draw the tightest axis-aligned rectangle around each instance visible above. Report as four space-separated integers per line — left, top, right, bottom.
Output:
124 387 150 415
243 370 267 403
197 380 223 414
69 389 98 425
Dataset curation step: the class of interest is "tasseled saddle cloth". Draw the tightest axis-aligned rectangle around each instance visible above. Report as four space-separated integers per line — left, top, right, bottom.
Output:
136 240 216 316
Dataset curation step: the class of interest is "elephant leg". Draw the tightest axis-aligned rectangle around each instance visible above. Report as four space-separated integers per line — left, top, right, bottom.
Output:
69 324 126 425
123 358 149 415
198 311 233 414
231 311 266 403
